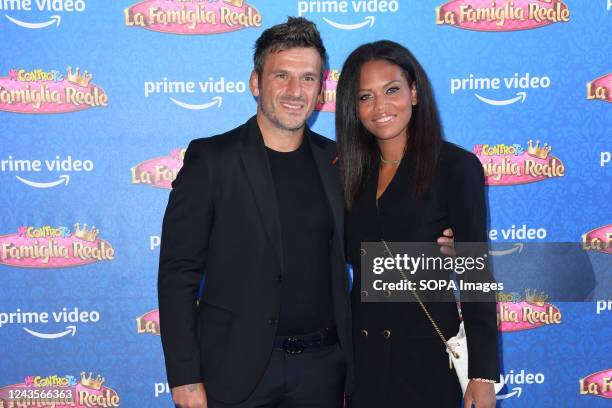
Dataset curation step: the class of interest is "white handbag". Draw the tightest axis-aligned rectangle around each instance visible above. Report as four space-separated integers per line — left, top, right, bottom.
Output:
446 321 505 394
381 240 504 395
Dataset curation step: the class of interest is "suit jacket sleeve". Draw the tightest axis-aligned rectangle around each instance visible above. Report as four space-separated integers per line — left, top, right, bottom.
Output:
447 152 501 381
158 140 213 388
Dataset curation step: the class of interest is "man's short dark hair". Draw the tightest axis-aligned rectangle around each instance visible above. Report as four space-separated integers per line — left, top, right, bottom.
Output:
253 17 327 79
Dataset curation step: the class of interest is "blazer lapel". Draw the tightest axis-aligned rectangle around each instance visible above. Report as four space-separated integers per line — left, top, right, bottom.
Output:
238 117 283 271
308 130 346 259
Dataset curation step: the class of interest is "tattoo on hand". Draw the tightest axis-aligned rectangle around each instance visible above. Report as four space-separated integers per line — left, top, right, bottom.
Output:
188 385 197 392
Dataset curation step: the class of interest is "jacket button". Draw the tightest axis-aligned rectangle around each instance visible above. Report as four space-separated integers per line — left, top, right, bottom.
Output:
383 329 391 339
360 329 368 337
268 318 277 325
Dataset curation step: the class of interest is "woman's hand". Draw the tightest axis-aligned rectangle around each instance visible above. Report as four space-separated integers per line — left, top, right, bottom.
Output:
464 380 495 408
437 228 455 256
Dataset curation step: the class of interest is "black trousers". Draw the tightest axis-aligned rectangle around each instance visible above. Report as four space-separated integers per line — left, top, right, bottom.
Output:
207 345 346 408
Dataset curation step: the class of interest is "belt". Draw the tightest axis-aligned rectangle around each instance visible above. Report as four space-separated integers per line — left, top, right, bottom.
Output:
273 327 338 355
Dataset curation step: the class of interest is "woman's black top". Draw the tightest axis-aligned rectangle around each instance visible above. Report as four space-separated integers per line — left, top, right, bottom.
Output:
346 141 500 408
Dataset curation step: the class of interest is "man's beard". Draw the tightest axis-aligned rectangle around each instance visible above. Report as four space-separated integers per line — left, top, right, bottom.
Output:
259 91 308 132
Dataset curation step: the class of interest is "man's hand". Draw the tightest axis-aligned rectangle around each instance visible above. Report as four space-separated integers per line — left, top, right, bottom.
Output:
464 380 495 408
437 228 455 256
172 382 207 408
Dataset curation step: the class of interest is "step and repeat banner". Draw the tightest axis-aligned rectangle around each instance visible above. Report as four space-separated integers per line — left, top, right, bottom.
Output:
1 1 610 407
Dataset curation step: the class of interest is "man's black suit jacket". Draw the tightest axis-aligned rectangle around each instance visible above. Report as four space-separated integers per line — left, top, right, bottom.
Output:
158 116 354 404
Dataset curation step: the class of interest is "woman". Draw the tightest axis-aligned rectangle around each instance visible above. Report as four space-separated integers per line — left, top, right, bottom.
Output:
336 41 500 407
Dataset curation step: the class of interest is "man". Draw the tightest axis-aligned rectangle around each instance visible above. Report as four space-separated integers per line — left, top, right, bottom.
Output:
159 17 351 407
158 17 455 407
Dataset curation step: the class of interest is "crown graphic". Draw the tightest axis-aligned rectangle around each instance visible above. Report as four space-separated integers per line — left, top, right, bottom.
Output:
80 372 105 390
223 0 244 7
73 223 100 242
66 66 92 87
527 140 552 160
524 288 549 307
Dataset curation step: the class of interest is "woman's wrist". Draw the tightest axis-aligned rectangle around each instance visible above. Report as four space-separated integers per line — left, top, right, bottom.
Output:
470 378 497 383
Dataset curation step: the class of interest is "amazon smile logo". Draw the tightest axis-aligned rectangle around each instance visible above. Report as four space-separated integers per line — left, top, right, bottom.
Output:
144 76 246 110
297 0 399 30
495 369 545 400
450 72 551 106
1 155 93 189
1 0 86 30
0 307 100 340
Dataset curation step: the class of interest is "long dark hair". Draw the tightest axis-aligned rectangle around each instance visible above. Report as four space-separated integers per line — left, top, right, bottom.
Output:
336 40 444 210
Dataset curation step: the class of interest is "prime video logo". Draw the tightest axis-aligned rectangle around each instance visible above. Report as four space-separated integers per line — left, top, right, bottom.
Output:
596 300 612 315
144 77 247 110
450 73 551 106
497 369 545 400
154 382 170 397
0 0 86 29
1 155 94 188
297 0 399 30
0 307 100 339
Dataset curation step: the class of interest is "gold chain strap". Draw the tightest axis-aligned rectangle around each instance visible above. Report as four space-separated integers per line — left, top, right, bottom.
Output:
380 239 459 359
